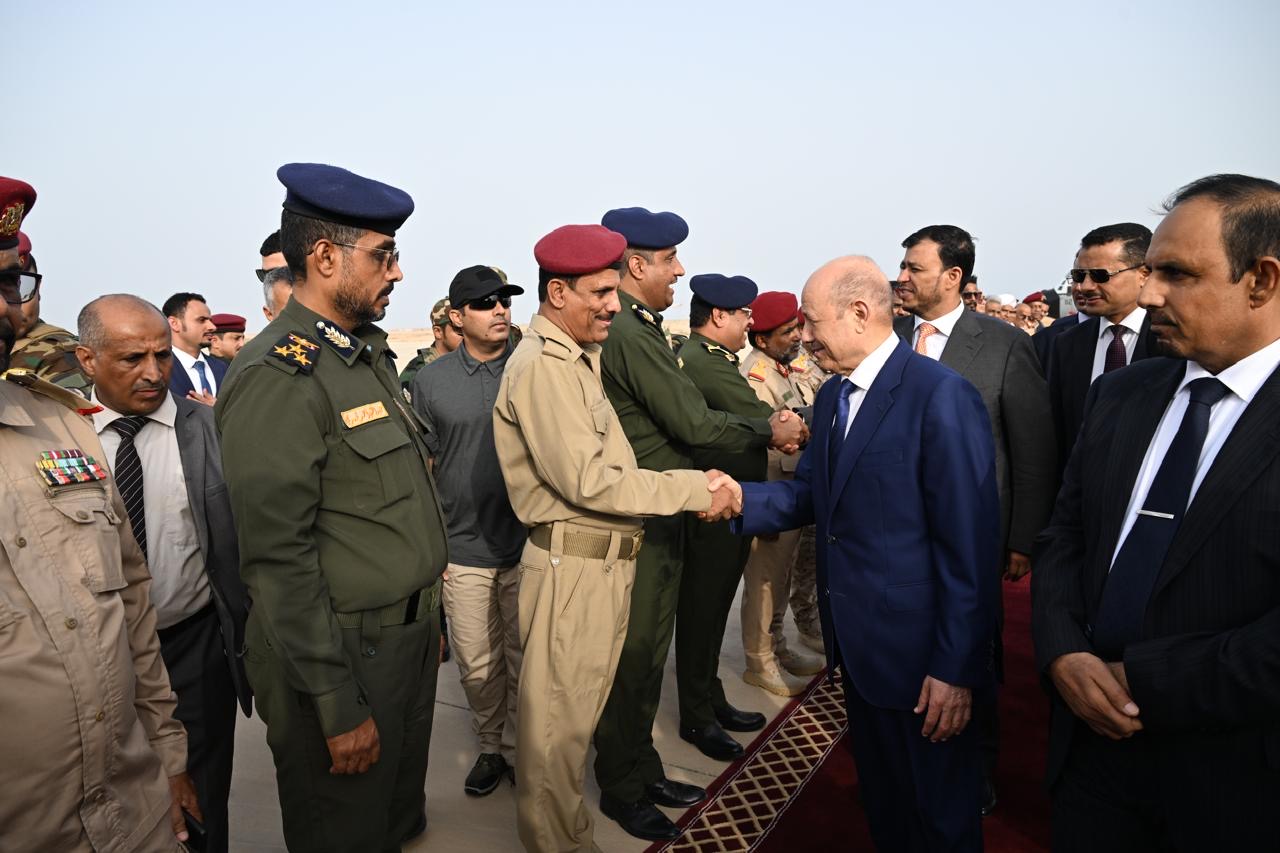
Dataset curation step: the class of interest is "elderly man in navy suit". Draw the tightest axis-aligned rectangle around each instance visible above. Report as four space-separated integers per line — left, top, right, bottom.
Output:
723 256 1000 852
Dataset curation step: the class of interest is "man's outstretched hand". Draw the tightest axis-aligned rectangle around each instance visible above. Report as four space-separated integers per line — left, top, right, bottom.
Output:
768 410 809 454
699 471 743 521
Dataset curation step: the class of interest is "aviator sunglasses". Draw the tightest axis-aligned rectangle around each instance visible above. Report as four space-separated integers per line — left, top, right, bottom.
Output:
1068 264 1146 285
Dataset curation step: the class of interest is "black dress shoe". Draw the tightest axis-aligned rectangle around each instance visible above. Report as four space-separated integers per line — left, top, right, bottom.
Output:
980 776 998 817
600 794 680 841
714 704 766 732
644 777 707 808
680 722 745 762
464 752 509 796
399 810 427 843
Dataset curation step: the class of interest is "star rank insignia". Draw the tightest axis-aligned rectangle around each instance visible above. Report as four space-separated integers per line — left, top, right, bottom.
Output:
701 342 739 364
269 332 321 374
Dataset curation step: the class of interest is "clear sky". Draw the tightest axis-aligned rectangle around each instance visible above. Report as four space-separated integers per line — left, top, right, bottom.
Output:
12 0 1280 334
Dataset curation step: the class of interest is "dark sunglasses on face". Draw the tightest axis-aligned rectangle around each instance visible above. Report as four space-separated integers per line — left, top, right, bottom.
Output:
465 294 512 311
962 290 984 300
0 270 41 305
1068 264 1146 285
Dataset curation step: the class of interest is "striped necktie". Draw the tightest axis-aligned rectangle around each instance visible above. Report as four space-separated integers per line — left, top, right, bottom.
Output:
108 415 150 560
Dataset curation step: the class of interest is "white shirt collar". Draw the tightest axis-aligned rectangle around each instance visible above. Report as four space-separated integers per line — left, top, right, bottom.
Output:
1180 335 1280 407
913 300 965 338
91 389 178 433
172 346 206 370
1098 306 1147 339
846 330 899 389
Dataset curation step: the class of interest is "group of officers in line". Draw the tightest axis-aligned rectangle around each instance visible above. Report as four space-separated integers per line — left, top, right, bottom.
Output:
2 164 1278 853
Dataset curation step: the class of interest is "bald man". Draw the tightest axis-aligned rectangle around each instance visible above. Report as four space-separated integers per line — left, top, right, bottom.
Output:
727 257 1000 852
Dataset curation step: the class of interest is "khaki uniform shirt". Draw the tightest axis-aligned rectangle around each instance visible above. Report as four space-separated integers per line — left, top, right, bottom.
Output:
742 346 817 477
12 320 94 399
216 297 449 738
0 375 186 853
493 314 712 532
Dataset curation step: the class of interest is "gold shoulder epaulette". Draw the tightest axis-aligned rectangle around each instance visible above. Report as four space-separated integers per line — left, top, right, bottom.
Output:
3 368 102 415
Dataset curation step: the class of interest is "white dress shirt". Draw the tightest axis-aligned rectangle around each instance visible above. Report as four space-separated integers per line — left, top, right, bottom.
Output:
173 346 219 395
911 300 965 361
93 391 211 627
1110 336 1280 569
1090 306 1147 382
836 330 900 439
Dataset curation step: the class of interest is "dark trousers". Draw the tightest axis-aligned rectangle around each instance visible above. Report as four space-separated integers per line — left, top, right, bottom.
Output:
1052 722 1280 853
842 674 983 853
594 512 685 802
159 604 237 853
973 588 1004 781
245 606 441 853
675 515 753 727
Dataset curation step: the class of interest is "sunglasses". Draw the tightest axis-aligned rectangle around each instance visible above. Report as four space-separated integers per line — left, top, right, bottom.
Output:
961 290 984 300
465 294 512 311
0 270 41 305
1068 264 1145 285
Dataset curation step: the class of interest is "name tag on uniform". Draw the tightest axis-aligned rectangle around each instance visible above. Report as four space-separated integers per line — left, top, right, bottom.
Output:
341 401 389 429
37 449 108 487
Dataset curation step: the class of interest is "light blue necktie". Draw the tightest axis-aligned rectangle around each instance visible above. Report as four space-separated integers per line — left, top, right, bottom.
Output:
194 360 213 395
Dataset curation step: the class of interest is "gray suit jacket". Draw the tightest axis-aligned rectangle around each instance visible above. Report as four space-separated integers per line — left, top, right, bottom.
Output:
174 394 252 715
894 310 1057 555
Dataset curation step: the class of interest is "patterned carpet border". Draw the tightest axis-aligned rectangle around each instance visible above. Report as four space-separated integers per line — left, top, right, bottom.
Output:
644 671 849 853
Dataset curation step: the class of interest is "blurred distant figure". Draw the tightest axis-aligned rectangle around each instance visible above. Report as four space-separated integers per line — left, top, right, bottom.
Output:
400 297 461 395
208 313 247 364
1014 301 1039 335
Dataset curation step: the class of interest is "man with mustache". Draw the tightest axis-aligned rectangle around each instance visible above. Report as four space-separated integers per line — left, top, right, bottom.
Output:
216 163 449 852
163 292 223 405
411 265 527 797
77 294 252 853
1033 173 1280 851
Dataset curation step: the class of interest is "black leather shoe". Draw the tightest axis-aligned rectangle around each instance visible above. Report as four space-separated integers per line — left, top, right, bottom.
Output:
680 722 745 761
399 810 427 843
714 704 766 732
600 794 680 841
980 776 998 817
464 752 509 796
644 777 707 808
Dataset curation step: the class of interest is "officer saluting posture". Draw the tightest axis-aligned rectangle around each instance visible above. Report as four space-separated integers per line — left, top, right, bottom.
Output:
216 163 448 853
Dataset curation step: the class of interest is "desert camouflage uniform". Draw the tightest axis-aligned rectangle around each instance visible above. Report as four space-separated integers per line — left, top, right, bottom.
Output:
11 320 93 399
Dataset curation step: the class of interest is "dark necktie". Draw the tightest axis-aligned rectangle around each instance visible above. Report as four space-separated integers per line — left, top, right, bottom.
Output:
1091 377 1231 658
108 415 150 560
1103 325 1128 373
828 380 856 463
194 360 213 395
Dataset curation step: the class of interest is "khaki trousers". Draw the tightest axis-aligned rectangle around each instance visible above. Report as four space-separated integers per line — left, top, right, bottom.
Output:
515 525 636 853
442 563 521 764
740 527 802 670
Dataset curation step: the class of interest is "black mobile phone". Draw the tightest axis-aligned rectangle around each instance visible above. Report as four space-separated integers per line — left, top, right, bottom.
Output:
182 809 207 852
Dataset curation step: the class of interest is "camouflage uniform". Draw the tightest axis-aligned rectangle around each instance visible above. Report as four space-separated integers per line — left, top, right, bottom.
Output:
787 350 833 646
11 320 93 399
398 298 451 396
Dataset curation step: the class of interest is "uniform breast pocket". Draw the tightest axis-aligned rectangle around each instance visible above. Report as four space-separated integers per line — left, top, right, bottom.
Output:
340 420 417 510
48 487 127 593
589 399 611 436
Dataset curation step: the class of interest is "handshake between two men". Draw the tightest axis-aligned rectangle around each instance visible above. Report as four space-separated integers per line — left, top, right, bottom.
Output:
697 409 806 521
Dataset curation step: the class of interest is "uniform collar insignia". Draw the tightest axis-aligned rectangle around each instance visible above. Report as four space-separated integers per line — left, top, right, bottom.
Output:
269 332 321 374
314 320 362 362
701 341 739 364
631 303 658 328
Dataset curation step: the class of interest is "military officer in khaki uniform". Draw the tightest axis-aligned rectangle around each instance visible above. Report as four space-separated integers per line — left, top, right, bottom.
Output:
0 176 199 852
739 291 827 696
9 231 94 398
493 224 738 853
216 164 448 853
675 274 774 763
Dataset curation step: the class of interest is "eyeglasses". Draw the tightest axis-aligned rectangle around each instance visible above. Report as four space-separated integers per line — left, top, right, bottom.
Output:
1068 264 1145 285
329 241 401 268
255 268 270 282
961 290 984 300
464 294 512 311
0 270 41 305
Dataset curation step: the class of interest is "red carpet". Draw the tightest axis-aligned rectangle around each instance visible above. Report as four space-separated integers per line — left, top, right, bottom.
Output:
649 581 1051 852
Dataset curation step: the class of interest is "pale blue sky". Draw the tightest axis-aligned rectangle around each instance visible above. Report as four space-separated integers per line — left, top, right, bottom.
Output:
12 0 1280 333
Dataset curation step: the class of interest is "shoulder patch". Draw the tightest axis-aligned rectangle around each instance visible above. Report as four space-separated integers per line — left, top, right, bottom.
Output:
268 333 321 374
3 368 102 415
747 358 769 382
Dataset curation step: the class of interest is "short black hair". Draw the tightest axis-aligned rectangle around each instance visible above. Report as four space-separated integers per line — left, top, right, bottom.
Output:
1164 174 1280 280
162 292 207 319
279 211 364 282
259 230 281 257
537 262 622 302
902 225 975 283
1079 222 1152 268
688 295 714 329
964 274 978 286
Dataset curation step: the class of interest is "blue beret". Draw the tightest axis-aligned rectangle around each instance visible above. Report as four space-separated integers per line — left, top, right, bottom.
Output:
689 274 758 310
277 163 414 237
601 206 688 249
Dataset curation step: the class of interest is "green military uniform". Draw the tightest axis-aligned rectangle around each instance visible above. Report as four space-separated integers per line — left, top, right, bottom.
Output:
399 297 452 396
675 332 772 729
216 297 449 853
593 291 772 803
11 320 93 399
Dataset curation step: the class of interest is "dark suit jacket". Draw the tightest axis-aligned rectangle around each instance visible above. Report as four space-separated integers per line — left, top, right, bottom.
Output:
1033 313 1079 371
174 394 252 715
736 339 1001 709
170 355 227 400
895 311 1057 556
1046 313 1157 472
1032 357 1280 785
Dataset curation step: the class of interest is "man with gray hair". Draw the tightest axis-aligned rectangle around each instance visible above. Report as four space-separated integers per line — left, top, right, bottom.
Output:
262 265 294 323
726 255 1000 852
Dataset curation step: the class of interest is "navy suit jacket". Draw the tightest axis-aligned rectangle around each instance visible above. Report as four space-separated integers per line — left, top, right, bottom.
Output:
169 354 227 399
736 338 1001 710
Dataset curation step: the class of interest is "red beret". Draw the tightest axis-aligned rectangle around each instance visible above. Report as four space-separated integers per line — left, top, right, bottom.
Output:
0 177 36 251
211 313 247 333
17 231 31 268
749 291 799 332
534 225 626 276
1022 291 1045 304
